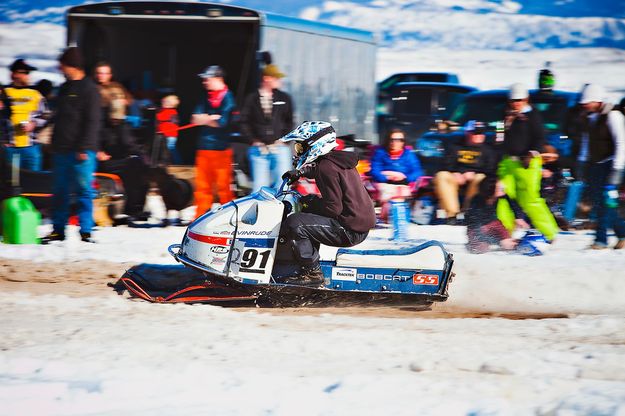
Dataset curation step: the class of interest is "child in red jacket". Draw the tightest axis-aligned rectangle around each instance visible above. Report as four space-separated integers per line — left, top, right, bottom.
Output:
156 94 180 164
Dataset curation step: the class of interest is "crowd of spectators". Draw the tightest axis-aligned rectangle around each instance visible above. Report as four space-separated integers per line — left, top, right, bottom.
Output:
1 48 624 252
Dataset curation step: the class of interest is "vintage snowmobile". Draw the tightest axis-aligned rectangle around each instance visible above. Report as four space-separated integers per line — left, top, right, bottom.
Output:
117 180 454 308
116 121 454 308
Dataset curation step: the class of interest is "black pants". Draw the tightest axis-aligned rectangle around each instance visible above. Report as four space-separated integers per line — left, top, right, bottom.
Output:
284 212 368 267
99 156 149 216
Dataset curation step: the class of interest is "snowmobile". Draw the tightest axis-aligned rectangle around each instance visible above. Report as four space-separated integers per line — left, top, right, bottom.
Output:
116 121 454 308
117 177 454 308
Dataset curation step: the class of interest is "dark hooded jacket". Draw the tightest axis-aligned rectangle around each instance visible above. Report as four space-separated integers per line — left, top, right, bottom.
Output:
304 151 376 233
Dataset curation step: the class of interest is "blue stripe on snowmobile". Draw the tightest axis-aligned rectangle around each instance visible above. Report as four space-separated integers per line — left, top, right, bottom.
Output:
239 238 276 248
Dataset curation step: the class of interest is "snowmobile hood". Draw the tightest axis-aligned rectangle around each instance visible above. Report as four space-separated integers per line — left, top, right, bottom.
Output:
319 151 359 169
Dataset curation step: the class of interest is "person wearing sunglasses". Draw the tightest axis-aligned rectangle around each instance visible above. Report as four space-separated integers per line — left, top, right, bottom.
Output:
497 83 559 242
3 59 49 171
369 129 423 221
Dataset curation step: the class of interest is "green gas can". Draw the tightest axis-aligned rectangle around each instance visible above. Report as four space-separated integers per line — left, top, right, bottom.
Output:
2 196 41 244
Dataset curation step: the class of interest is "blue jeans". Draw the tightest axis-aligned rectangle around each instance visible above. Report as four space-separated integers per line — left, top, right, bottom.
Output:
52 151 97 235
166 137 182 165
248 144 292 191
4 144 42 171
589 162 625 245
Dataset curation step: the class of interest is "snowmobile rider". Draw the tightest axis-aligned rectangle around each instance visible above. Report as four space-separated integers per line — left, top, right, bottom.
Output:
280 121 376 285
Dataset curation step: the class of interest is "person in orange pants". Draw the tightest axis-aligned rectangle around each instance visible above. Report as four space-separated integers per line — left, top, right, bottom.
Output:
191 65 236 218
194 148 233 217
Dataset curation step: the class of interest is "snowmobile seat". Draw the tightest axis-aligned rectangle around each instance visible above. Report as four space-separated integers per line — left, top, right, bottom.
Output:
335 241 447 271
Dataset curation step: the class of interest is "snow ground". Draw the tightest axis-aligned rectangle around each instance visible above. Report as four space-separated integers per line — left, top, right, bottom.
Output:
1 195 625 415
1 8 625 413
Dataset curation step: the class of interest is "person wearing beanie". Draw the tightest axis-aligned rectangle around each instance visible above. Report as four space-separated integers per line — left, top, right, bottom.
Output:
190 65 236 218
496 82 559 242
578 84 625 249
3 58 49 171
240 63 294 191
42 47 101 244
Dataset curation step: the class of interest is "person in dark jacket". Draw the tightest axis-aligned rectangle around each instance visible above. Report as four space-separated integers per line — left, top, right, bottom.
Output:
191 65 236 218
434 120 499 221
579 84 625 250
92 62 150 222
241 64 294 191
466 177 529 254
280 121 376 285
42 47 101 243
497 83 559 241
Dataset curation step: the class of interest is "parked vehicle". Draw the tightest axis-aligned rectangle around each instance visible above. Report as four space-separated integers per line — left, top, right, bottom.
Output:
378 72 461 93
377 80 476 146
415 89 578 175
66 1 378 164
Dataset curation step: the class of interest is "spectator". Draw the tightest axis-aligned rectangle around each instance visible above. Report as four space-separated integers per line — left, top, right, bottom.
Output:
241 63 294 191
156 94 181 164
94 62 134 157
497 83 559 242
579 84 625 249
190 65 236 218
466 177 529 254
369 128 422 219
433 120 499 222
42 47 100 244
0 86 10 145
3 59 48 171
93 62 150 221
560 96 591 220
32 79 55 151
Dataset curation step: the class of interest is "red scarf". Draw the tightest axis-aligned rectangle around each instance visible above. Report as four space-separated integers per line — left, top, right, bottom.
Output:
389 149 403 160
207 87 228 108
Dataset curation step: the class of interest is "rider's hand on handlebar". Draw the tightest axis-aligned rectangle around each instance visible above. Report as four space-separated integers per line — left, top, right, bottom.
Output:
282 169 301 185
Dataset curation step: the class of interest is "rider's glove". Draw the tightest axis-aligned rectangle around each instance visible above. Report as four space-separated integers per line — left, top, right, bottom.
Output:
282 169 302 185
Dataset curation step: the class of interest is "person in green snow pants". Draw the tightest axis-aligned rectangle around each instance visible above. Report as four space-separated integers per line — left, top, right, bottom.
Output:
496 155 559 241
496 83 559 241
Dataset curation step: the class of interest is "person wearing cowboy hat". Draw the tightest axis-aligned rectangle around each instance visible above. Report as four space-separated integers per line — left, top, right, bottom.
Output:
3 58 49 171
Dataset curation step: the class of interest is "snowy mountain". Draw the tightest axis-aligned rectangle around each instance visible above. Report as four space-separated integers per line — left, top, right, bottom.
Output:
305 0 625 50
2 1 624 52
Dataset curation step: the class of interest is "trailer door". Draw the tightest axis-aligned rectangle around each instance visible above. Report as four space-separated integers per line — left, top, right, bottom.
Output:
68 10 259 162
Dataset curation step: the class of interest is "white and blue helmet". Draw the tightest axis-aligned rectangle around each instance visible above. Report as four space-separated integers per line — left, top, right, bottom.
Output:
281 121 338 168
